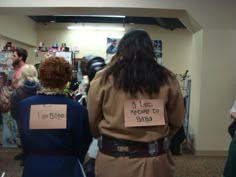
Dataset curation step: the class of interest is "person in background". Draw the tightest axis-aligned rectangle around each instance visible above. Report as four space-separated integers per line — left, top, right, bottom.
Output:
79 55 106 177
10 64 41 165
0 73 3 132
87 29 185 177
10 64 40 120
11 48 28 89
17 56 92 177
80 55 106 93
63 71 80 99
223 101 236 177
0 72 15 145
228 100 236 138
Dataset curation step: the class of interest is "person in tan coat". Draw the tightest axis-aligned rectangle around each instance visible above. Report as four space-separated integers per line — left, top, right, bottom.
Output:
87 29 185 177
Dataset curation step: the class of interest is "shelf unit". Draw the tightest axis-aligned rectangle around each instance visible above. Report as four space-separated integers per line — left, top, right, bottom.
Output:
0 51 14 81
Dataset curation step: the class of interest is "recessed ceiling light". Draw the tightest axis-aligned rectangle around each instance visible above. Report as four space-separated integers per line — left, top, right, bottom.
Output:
67 26 125 31
58 15 125 18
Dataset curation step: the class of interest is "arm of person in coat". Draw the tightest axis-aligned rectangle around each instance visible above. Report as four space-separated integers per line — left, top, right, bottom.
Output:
230 100 236 119
166 75 185 136
87 72 104 138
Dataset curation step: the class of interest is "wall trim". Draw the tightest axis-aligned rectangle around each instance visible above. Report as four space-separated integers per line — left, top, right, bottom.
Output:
195 150 228 157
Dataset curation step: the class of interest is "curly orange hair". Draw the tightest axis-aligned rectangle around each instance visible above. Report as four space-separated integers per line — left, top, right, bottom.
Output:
39 56 72 89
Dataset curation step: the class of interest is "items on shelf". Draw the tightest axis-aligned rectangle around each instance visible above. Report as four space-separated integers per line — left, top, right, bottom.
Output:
0 51 14 80
0 42 16 52
37 42 70 52
34 47 80 78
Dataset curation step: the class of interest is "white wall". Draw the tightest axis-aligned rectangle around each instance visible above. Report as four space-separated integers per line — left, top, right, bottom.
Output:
0 16 37 46
189 30 203 149
197 29 236 152
37 23 192 74
0 16 37 64
189 29 236 154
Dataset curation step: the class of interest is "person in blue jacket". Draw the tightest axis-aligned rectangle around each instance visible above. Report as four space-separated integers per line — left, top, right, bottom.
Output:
17 56 92 177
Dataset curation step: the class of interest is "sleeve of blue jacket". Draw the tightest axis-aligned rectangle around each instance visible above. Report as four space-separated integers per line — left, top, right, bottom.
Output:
74 107 92 163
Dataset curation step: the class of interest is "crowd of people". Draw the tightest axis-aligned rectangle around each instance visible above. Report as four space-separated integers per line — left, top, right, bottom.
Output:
1 28 232 177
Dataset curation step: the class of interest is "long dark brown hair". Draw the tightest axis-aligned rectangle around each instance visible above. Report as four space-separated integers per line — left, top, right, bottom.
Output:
103 29 171 95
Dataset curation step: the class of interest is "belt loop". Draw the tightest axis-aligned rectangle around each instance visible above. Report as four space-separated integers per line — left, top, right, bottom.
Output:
163 137 170 151
148 141 159 156
98 136 103 149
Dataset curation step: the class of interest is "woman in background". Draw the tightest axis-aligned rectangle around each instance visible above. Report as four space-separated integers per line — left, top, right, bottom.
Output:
10 64 40 121
17 56 92 177
10 64 40 164
88 29 185 177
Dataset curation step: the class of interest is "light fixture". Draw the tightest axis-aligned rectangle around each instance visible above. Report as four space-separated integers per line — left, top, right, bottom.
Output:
59 15 126 18
67 26 125 31
82 15 125 18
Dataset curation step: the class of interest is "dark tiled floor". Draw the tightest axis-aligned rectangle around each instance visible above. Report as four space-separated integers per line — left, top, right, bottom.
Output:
173 155 226 177
0 148 23 177
0 147 226 177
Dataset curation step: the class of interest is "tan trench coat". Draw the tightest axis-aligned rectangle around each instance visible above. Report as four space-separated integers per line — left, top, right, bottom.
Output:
87 70 185 177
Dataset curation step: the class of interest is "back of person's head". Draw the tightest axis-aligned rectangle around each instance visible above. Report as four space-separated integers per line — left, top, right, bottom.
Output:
81 55 106 81
39 56 72 89
103 29 170 95
79 55 106 97
116 29 155 62
17 64 39 87
15 48 28 62
87 56 106 81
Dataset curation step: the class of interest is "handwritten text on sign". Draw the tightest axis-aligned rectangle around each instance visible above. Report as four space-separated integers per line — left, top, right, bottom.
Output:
30 104 67 129
124 99 165 127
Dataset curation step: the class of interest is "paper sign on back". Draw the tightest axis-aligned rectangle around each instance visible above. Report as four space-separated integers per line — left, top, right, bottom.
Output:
30 104 67 129
124 99 165 127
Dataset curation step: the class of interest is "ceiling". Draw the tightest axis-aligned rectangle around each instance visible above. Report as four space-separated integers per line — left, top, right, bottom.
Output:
29 16 186 30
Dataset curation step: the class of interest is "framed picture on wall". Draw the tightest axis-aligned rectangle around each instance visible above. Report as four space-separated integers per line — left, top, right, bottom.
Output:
152 40 162 65
106 38 120 63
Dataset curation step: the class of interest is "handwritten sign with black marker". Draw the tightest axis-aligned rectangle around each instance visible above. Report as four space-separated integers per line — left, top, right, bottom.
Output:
124 99 165 127
30 104 67 129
